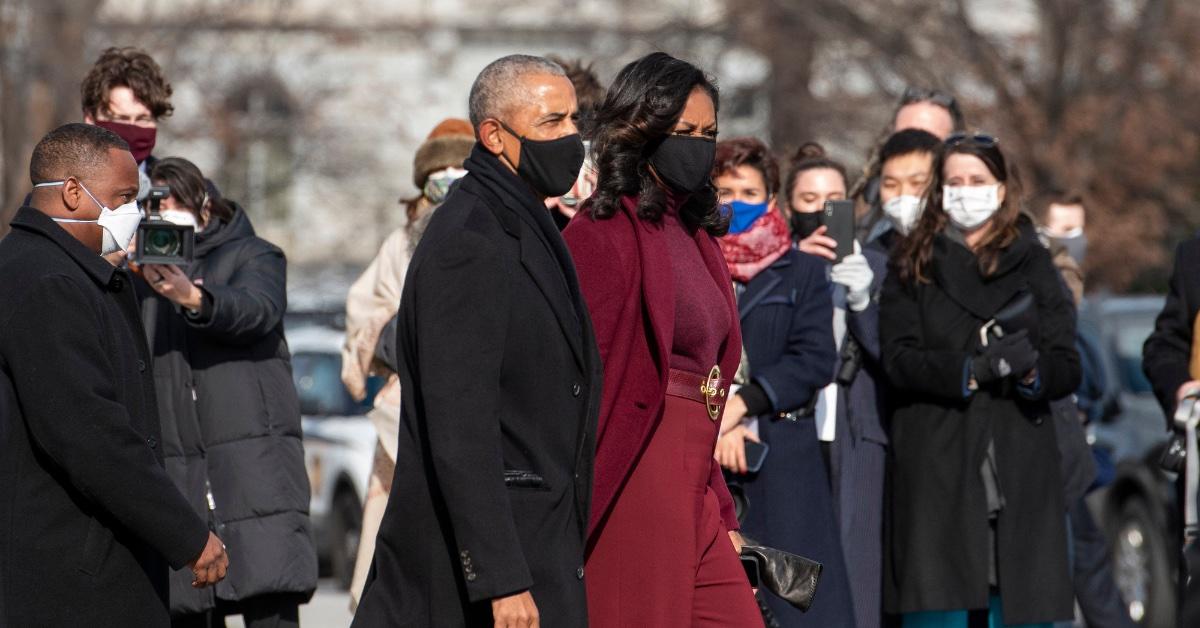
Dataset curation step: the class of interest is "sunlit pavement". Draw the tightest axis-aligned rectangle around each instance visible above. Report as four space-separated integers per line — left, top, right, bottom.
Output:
225 580 353 628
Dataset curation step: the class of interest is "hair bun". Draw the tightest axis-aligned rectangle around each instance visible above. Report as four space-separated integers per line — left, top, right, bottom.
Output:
792 141 827 164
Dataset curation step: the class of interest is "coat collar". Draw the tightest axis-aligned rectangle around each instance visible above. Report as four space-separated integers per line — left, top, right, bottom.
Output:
737 253 793 318
462 146 587 369
9 206 119 288
931 217 1038 320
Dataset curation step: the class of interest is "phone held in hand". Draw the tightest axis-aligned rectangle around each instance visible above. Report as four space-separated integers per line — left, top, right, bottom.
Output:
744 439 770 474
821 199 856 263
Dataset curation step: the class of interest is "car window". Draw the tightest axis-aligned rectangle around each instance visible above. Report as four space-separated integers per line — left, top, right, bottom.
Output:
292 351 379 417
1111 314 1155 395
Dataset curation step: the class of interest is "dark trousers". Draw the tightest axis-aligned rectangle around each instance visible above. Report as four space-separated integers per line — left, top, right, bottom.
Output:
172 594 300 628
1069 497 1135 628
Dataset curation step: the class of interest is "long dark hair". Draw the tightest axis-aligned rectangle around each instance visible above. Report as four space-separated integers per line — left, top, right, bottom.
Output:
149 157 234 225
583 52 727 235
895 136 1023 283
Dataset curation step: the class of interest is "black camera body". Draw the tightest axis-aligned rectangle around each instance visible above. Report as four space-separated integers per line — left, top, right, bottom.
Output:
134 186 194 265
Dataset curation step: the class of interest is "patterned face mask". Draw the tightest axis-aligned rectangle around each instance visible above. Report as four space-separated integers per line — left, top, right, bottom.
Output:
424 167 468 204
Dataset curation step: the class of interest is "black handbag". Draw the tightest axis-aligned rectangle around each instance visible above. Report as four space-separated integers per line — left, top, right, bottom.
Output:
740 540 823 612
988 290 1039 347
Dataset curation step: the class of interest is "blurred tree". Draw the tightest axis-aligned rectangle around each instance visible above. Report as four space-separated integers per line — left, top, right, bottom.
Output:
742 0 1200 291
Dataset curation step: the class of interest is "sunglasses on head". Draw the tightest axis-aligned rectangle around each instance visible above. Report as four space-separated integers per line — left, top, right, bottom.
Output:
945 132 998 148
901 87 959 111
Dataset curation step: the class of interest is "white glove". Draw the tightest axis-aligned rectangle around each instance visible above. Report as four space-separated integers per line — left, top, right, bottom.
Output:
830 242 874 312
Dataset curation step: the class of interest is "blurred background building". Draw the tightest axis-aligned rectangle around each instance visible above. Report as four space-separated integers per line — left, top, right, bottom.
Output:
2 0 1198 292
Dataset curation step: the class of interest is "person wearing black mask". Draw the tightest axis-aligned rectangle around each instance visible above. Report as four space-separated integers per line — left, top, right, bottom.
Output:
351 55 601 628
80 48 172 189
565 52 762 627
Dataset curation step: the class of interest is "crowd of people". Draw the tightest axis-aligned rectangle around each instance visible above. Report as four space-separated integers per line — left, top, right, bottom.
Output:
1 42 1198 628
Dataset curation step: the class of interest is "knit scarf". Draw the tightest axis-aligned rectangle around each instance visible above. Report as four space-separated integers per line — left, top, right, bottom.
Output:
719 205 792 283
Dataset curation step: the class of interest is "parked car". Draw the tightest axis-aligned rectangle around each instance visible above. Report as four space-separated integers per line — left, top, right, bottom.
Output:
1081 295 1178 628
288 324 378 589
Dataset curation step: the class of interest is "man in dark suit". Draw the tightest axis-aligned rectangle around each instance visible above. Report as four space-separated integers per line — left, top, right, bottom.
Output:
0 123 228 627
1145 235 1200 422
351 55 600 628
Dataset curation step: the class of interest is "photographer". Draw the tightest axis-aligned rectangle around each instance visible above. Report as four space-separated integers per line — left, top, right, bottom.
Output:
136 157 316 628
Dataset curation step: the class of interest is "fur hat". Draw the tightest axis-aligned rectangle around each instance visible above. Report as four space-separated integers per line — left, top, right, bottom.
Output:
413 118 475 189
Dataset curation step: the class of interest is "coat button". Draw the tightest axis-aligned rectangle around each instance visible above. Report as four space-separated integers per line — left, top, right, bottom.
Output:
576 566 585 580
572 383 582 397
110 276 124 291
146 436 157 448
137 360 147 372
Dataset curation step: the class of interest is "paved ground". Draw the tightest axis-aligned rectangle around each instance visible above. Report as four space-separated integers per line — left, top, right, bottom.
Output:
226 580 353 628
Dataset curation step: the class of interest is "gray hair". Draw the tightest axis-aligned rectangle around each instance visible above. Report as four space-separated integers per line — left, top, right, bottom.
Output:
468 54 566 132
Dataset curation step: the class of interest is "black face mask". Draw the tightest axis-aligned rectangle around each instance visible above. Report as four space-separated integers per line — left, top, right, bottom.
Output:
499 120 586 198
790 211 822 240
649 135 716 193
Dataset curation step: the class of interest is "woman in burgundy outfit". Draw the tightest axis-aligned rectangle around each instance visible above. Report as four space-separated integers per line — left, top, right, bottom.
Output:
564 52 763 627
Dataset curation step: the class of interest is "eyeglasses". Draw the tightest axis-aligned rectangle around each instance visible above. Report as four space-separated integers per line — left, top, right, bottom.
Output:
945 132 998 148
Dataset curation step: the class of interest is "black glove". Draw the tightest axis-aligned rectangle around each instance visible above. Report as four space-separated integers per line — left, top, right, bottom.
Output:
972 328 1039 385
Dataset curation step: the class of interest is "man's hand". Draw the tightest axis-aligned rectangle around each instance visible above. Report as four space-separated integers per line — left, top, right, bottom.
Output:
797 225 838 261
491 591 539 628
715 425 760 474
143 263 204 311
187 532 229 588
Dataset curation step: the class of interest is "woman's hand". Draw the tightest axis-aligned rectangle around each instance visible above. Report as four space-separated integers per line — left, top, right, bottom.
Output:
715 425 760 474
720 393 749 435
143 263 203 311
729 530 745 555
797 225 838 261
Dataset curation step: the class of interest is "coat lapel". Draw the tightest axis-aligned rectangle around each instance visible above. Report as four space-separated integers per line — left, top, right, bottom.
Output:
737 261 786 319
517 227 586 369
630 209 675 378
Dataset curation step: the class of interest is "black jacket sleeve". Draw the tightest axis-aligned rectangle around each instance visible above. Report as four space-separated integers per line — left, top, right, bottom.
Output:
1144 239 1198 421
411 231 533 602
4 275 209 569
753 258 836 413
187 244 286 345
880 270 975 400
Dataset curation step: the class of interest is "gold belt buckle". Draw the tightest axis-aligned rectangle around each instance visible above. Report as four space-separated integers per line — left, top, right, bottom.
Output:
700 364 725 421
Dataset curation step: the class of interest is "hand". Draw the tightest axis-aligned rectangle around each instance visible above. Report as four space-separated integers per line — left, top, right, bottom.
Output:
1178 381 1200 404
972 328 1039 385
491 591 539 628
715 425 760 474
797 225 838 261
830 243 873 312
729 530 745 555
187 532 229 588
143 263 203 311
720 393 749 435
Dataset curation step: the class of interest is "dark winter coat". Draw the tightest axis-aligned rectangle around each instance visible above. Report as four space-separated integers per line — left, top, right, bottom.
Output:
135 206 316 613
728 250 858 627
351 146 601 627
1144 235 1200 424
880 219 1080 624
0 207 209 627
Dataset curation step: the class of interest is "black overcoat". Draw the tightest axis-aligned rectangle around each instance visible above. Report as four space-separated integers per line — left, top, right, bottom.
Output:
135 206 317 612
0 208 209 627
351 146 601 627
879 219 1080 624
1143 235 1200 424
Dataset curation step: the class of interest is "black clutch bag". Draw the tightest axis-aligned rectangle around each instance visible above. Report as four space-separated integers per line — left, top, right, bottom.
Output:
985 290 1039 347
740 540 823 612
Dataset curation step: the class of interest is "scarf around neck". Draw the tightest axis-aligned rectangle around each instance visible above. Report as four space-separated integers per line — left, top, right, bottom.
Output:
719 204 792 283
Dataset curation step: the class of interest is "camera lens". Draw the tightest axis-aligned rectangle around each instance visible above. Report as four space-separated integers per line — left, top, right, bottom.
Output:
145 226 182 257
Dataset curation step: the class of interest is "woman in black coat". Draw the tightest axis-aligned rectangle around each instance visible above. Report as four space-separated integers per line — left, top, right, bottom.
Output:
880 135 1079 627
136 157 317 628
710 138 854 626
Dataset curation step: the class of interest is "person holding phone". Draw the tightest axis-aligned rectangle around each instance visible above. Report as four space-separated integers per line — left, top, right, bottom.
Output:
881 134 1079 626
710 137 852 627
564 52 762 627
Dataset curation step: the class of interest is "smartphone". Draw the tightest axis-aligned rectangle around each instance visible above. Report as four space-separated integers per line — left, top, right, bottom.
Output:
820 199 856 263
740 554 761 589
744 440 770 474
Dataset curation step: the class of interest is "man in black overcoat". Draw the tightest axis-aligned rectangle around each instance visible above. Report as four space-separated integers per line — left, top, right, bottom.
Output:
351 55 601 628
0 124 228 627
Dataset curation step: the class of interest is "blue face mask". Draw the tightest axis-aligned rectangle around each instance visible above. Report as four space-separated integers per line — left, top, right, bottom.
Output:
724 200 770 234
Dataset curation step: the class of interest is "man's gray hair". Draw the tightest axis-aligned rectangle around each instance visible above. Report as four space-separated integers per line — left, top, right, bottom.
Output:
468 55 566 132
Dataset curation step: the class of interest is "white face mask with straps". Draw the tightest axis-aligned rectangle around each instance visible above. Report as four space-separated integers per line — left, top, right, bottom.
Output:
35 180 142 255
943 184 1002 231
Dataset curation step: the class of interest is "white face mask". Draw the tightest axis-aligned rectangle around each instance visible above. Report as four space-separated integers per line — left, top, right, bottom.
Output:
943 184 1002 231
37 180 142 255
882 195 924 235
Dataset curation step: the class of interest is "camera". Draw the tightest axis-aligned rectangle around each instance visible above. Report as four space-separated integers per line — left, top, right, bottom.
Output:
134 186 194 265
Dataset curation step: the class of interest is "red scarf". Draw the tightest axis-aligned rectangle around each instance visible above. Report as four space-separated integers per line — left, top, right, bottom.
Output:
719 205 791 283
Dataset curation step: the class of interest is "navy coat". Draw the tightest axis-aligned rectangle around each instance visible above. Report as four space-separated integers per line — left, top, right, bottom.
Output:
728 249 857 627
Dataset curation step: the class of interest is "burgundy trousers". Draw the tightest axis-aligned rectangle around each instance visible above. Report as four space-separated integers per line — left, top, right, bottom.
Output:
586 393 763 627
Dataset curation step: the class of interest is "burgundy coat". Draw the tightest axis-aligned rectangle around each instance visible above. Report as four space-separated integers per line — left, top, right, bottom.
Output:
564 197 742 546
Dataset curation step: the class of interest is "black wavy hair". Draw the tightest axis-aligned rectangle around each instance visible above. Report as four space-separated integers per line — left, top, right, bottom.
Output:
879 128 942 165
583 52 727 235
